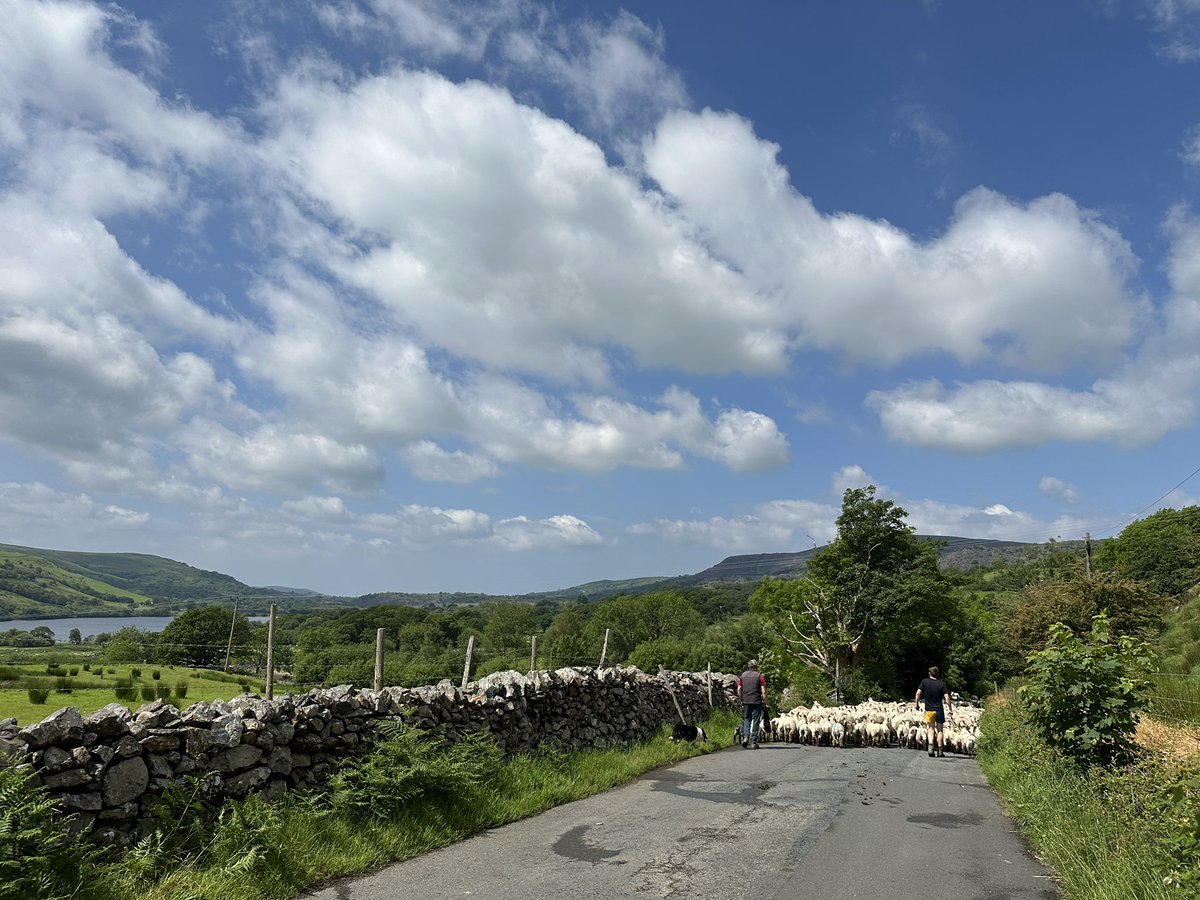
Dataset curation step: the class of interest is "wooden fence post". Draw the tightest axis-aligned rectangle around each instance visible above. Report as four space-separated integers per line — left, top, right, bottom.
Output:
529 635 537 673
374 628 385 692
598 628 609 668
707 662 712 708
659 665 687 724
265 605 276 701
461 635 475 689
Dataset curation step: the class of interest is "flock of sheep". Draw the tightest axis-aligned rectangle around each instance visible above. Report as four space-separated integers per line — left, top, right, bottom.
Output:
761 700 983 756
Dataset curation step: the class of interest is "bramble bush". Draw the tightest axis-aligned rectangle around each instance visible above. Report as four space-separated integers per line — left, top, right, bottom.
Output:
1018 611 1153 769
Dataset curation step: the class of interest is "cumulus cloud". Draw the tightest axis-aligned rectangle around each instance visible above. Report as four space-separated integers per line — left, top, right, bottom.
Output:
179 420 385 494
0 482 150 535
400 441 502 483
630 498 838 552
866 210 1200 452
643 109 1142 372
257 68 781 381
491 514 605 550
1040 476 1082 504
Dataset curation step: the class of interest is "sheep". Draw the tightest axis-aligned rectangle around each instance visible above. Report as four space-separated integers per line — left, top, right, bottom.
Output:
754 699 984 754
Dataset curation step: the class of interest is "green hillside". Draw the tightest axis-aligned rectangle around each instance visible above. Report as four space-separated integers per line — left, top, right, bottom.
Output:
0 543 302 619
0 549 158 618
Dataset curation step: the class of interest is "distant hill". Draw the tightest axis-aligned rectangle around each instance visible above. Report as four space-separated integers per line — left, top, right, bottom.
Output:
0 543 341 620
677 536 1047 586
0 533 1078 621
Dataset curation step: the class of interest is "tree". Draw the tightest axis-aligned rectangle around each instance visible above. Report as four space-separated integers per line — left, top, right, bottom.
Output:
103 626 155 663
542 607 593 668
1006 573 1169 658
482 602 537 653
158 605 252 668
1095 506 1200 597
752 485 957 699
68 628 81 645
585 592 705 664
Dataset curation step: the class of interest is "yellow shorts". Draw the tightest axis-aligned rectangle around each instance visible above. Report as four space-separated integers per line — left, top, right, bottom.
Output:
923 710 938 725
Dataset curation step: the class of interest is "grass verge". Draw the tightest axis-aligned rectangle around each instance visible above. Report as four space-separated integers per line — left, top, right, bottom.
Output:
16 708 741 900
978 700 1189 899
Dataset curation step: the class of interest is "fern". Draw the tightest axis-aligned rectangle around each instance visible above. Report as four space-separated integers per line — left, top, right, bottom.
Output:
0 766 89 900
327 721 502 821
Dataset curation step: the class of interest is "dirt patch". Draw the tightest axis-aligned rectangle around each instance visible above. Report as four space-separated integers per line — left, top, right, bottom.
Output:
1137 716 1200 760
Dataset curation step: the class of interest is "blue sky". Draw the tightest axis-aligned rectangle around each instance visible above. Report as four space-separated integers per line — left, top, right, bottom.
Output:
2 0 1200 597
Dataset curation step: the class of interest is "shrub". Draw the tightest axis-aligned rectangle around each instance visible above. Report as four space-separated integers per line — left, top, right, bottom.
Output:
26 687 49 705
54 677 72 694
82 663 90 671
141 685 157 702
131 667 142 679
113 680 138 702
239 680 251 693
152 669 161 680
155 683 172 700
1019 611 1153 768
174 682 189 699
67 667 78 676
106 668 116 675
43 663 60 675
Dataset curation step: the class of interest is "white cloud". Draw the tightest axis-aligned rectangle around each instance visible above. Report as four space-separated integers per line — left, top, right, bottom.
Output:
257 68 782 381
631 498 837 552
1147 0 1200 60
491 514 605 551
179 420 385 494
865 373 1194 452
892 102 953 163
643 109 1142 372
866 209 1200 452
0 482 151 535
0 0 231 166
832 465 881 497
1040 476 1082 504
400 441 502 483
1181 123 1200 165
504 10 688 139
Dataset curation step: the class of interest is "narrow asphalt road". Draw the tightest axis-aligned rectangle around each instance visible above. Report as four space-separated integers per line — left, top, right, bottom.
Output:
305 742 1056 900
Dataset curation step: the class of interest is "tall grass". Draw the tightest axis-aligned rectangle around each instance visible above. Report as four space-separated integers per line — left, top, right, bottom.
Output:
1149 674 1200 727
979 701 1183 899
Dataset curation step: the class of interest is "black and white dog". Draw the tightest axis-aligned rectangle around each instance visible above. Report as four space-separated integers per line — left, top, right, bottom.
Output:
671 722 707 743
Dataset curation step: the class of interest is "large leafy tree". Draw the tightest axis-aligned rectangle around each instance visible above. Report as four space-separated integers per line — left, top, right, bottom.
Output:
1095 506 1200 597
1006 572 1168 657
585 592 705 664
752 485 959 699
158 605 253 668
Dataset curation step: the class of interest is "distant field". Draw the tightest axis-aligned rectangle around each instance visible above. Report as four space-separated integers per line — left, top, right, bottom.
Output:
0 660 275 726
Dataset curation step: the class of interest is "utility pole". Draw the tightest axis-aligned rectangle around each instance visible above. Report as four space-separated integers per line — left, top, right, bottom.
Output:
374 628 385 692
1085 532 1093 578
265 604 276 700
224 597 239 673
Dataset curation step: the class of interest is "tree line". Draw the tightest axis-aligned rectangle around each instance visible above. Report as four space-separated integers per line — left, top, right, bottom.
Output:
77 490 1200 703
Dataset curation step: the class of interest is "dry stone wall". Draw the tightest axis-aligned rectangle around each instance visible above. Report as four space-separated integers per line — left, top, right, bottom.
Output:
0 666 737 845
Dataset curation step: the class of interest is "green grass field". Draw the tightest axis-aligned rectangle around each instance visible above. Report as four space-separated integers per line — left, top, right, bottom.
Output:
0 661 272 725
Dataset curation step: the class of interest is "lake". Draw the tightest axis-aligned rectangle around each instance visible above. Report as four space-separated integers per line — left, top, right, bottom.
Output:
0 615 270 641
